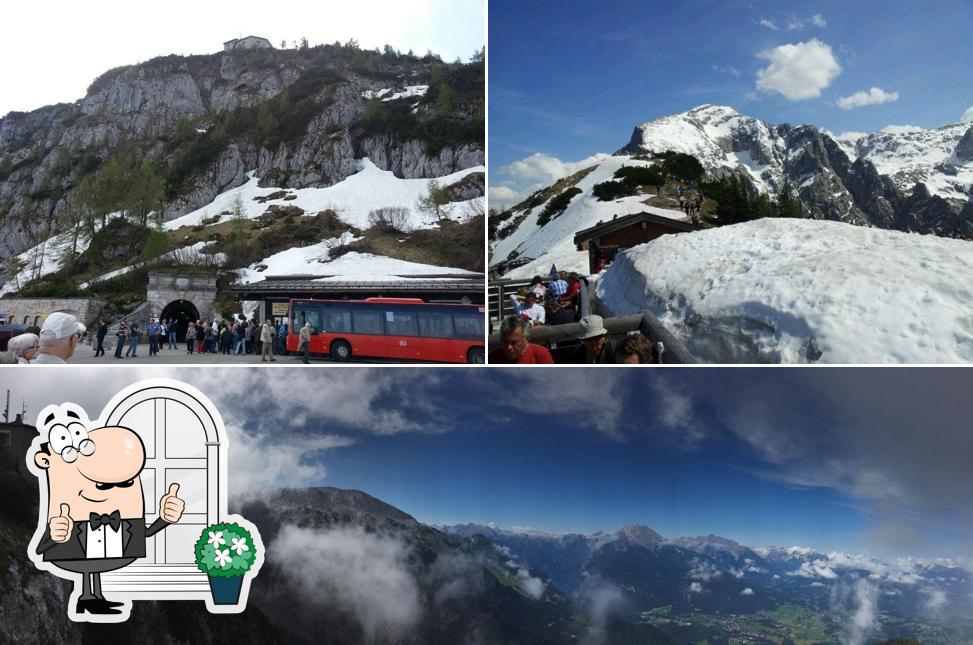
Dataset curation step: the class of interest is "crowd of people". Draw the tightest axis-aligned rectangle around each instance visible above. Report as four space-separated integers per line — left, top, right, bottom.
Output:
96 316 292 361
489 314 658 365
2 312 299 364
676 183 704 225
506 271 589 329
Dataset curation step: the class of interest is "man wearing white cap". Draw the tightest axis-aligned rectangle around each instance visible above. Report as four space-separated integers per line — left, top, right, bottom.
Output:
32 313 86 364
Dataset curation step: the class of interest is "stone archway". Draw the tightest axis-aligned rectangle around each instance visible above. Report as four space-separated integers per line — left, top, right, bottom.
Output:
147 273 217 335
160 300 200 341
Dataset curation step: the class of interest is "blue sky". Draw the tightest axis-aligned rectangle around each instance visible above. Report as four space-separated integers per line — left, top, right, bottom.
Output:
10 367 973 559
488 0 973 206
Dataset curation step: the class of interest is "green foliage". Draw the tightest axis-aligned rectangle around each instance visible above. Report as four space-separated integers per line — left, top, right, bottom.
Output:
416 179 451 221
701 174 774 224
194 522 257 577
592 180 635 201
537 187 582 226
659 151 705 181
142 229 171 261
354 58 483 153
776 179 805 218
613 164 665 188
16 280 91 298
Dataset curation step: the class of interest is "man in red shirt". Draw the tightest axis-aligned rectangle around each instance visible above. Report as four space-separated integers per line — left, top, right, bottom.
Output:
489 316 554 364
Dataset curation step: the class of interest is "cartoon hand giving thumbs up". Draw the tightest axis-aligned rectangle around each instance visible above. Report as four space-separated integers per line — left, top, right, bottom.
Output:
160 483 185 524
49 503 74 543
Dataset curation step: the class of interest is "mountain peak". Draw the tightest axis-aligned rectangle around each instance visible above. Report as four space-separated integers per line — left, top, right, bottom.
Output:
616 524 666 547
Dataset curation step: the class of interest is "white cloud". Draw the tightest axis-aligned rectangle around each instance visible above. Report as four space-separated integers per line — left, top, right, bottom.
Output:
650 379 704 443
578 574 626 645
786 19 804 31
688 581 704 593
740 587 754 595
712 64 741 77
488 185 519 205
837 87 900 110
273 525 422 641
759 18 779 30
515 568 545 599
490 151 610 205
755 39 842 100
924 587 947 612
835 578 879 645
689 559 722 582
230 423 354 496
811 14 827 27
959 106 973 123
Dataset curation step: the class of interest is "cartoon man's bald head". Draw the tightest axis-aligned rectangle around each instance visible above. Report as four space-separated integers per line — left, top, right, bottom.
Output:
34 405 148 521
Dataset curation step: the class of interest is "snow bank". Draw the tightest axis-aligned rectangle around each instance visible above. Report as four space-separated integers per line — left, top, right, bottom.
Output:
237 232 477 285
0 214 126 295
361 85 428 101
164 159 483 233
594 218 973 364
491 155 687 279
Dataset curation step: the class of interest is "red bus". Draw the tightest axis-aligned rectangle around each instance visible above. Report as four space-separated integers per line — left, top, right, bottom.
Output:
286 297 486 363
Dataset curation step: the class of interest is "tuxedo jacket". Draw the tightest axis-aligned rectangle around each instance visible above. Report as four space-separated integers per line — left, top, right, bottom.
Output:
36 517 169 562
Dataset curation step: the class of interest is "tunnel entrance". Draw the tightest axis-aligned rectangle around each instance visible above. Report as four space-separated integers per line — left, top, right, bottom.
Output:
160 300 200 342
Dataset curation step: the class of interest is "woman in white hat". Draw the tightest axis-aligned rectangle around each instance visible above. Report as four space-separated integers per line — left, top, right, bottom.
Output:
6 332 39 363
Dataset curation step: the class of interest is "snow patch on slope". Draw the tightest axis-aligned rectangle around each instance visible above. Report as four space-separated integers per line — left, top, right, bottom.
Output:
164 158 484 232
237 233 477 285
491 155 687 278
594 218 973 364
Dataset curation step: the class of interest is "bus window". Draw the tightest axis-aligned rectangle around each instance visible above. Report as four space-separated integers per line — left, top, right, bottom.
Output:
418 309 454 339
321 304 352 333
453 311 484 339
385 309 418 337
352 308 385 335
294 302 323 332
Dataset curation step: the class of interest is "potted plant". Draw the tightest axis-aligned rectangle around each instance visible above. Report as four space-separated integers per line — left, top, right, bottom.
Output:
194 521 258 605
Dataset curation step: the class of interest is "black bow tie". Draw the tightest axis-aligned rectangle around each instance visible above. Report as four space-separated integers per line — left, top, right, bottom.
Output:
89 510 121 531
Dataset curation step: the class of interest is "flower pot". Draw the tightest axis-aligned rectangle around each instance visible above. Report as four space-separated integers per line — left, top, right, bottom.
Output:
208 575 243 604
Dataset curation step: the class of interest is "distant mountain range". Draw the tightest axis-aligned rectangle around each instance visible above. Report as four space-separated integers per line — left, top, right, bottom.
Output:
1 461 968 644
490 104 973 278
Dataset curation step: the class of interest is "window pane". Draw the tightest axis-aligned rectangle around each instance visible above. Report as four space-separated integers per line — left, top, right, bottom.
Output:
322 305 352 333
418 310 454 338
165 400 206 458
385 309 418 336
453 311 485 339
141 468 156 511
353 308 385 335
166 468 207 514
294 303 323 332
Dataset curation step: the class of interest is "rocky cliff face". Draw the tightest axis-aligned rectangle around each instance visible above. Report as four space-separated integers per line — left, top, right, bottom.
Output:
621 104 973 236
0 45 484 260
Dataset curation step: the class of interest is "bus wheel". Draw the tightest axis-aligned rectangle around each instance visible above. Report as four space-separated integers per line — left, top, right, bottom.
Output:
331 340 352 362
467 347 485 364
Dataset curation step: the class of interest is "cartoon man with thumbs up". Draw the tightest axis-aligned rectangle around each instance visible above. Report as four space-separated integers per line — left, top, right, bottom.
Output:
30 404 185 618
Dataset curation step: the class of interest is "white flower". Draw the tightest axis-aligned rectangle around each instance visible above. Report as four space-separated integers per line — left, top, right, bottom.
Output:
207 530 226 547
213 548 232 568
230 537 249 556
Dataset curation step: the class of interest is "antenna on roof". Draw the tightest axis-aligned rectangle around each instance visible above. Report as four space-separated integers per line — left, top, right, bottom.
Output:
3 390 9 423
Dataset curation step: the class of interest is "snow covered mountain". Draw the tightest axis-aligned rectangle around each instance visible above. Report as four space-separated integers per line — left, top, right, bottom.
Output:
0 43 484 305
490 104 972 278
